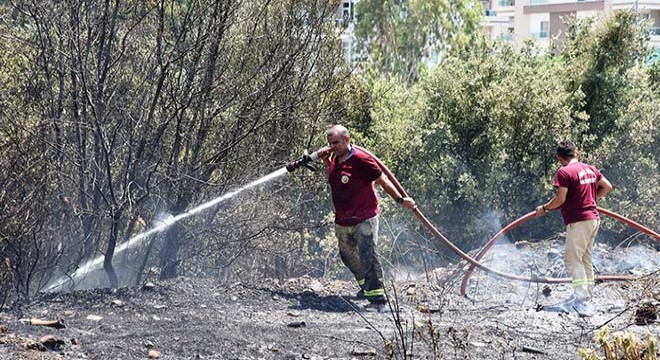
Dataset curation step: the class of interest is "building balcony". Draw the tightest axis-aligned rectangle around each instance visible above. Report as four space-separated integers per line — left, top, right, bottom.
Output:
532 31 550 38
497 0 515 6
491 9 515 23
524 0 604 14
611 0 660 10
483 9 511 25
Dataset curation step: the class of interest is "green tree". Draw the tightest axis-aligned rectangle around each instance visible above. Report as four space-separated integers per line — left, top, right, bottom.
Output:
562 10 653 148
561 10 660 239
354 0 484 84
416 42 577 248
0 0 346 294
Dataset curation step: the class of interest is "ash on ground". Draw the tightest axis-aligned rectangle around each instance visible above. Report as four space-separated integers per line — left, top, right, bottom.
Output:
0 239 657 359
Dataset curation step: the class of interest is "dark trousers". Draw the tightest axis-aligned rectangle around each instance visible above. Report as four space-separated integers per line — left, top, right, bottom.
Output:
335 217 385 302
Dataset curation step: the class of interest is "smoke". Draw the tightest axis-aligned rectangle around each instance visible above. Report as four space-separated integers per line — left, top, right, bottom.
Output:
478 211 511 245
593 244 660 275
473 211 516 272
390 264 420 283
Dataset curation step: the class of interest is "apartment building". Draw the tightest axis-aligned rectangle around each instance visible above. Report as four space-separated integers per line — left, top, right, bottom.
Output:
336 0 660 63
484 0 660 53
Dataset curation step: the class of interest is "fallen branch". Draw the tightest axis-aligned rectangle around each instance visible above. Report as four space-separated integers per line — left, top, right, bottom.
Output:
595 307 631 330
19 318 66 329
522 345 547 354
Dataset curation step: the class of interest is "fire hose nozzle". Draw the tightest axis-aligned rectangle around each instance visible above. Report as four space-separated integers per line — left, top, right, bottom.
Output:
286 148 329 172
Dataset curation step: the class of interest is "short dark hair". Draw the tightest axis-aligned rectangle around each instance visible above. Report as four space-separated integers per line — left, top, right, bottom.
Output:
556 140 576 159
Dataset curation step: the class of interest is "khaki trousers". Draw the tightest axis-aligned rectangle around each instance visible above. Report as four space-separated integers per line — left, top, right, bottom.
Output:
565 219 600 301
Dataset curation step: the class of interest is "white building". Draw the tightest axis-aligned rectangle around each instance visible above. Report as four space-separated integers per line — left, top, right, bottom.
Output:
337 0 660 62
335 0 358 63
483 0 660 53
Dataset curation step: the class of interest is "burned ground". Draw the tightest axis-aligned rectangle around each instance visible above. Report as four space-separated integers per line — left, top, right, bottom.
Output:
0 240 658 360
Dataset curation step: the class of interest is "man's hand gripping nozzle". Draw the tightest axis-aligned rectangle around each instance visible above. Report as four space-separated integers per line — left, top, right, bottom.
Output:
286 148 329 172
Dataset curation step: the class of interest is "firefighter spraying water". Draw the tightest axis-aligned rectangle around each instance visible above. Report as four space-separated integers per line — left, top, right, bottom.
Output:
48 125 658 318
287 125 659 316
288 125 416 312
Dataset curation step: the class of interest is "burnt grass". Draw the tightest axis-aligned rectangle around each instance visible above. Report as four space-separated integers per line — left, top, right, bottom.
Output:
0 240 658 360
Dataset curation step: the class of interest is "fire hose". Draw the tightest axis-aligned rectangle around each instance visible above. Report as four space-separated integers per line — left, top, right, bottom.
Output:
287 147 660 297
458 208 660 297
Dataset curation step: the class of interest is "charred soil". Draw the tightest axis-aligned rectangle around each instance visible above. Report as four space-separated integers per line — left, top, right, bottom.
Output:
0 240 658 360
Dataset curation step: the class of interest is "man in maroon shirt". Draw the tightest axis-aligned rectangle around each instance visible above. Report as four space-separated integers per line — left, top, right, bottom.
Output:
317 125 416 312
536 140 612 316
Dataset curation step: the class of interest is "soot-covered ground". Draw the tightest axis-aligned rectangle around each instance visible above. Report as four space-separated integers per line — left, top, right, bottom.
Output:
0 239 658 360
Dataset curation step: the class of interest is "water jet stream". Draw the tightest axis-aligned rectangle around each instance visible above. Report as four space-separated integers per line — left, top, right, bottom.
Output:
45 167 289 292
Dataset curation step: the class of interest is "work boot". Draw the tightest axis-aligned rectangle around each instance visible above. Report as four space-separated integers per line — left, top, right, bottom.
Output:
355 289 365 299
572 300 596 317
543 295 576 313
364 300 387 313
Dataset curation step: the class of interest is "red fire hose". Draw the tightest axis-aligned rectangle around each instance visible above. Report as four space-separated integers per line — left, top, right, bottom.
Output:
459 208 660 297
357 146 660 297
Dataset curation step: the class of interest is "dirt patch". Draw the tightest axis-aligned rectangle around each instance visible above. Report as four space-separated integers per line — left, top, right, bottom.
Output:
0 241 658 359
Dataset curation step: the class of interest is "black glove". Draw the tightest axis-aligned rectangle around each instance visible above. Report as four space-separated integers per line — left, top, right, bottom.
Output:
300 154 312 166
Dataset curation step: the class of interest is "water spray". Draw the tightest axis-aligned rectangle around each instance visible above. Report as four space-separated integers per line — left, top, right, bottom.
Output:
46 147 658 296
45 167 290 292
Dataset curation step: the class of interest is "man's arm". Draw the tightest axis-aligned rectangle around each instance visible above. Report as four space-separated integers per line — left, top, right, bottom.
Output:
596 176 612 199
535 186 567 217
375 173 416 209
316 147 331 175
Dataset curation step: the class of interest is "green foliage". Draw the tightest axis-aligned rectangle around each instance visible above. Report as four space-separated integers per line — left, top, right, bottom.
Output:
591 65 660 238
560 10 660 239
0 0 658 293
355 11 659 251
354 0 484 84
399 41 577 246
649 60 660 89
562 10 653 149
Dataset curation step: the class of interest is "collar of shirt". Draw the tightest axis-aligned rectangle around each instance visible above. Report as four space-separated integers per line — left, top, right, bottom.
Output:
334 145 356 165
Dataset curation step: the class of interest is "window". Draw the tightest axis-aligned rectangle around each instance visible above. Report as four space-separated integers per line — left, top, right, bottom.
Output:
540 21 549 38
336 1 354 27
342 1 353 19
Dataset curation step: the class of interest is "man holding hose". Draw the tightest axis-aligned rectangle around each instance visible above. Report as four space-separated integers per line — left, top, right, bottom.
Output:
536 140 612 315
315 125 415 312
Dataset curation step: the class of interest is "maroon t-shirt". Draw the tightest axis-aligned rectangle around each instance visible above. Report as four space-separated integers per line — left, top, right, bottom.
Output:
328 146 382 226
553 162 603 225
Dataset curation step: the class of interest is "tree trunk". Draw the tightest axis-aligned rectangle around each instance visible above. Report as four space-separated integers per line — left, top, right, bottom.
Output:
160 221 184 280
103 209 122 288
